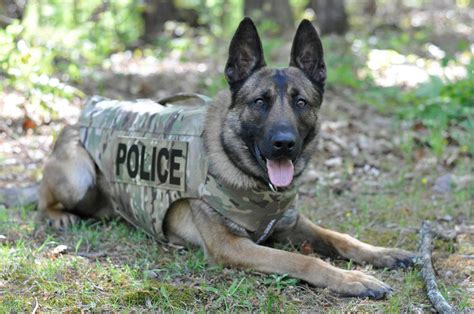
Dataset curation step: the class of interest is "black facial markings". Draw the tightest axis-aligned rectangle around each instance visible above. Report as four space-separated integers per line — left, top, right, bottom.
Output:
229 79 247 98
303 126 317 146
273 69 288 101
289 87 299 98
219 131 267 184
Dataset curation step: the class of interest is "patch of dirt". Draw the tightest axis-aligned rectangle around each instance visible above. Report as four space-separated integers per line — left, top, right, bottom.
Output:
435 231 474 308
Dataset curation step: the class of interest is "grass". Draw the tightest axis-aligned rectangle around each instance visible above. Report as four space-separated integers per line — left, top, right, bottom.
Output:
1 160 472 312
0 210 299 312
1 10 472 312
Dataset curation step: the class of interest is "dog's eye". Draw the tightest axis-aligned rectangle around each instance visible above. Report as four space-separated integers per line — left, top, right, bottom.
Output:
296 99 307 108
254 98 265 107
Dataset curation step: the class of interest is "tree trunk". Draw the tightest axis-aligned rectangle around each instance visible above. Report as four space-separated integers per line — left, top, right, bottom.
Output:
0 0 28 27
308 0 348 35
141 0 178 42
244 0 293 33
73 0 79 26
364 0 377 16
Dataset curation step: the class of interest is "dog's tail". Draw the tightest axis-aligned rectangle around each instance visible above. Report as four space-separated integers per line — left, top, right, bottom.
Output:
0 184 38 208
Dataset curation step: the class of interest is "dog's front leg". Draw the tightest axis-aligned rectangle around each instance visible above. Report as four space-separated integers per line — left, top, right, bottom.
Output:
190 200 393 299
272 212 415 269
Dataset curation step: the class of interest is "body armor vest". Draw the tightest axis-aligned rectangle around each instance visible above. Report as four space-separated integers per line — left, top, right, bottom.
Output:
79 95 297 243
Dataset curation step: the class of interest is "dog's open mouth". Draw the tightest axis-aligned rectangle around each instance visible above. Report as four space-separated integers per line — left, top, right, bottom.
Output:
255 145 294 187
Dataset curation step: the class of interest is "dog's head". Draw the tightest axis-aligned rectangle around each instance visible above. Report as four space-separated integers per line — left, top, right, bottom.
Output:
220 18 326 188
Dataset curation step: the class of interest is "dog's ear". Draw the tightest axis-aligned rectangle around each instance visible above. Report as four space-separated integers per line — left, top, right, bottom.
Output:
225 17 266 86
290 20 326 90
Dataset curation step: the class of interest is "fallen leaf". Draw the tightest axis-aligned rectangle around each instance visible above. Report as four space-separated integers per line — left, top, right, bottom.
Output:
49 244 68 258
324 157 343 167
300 240 313 255
22 116 37 131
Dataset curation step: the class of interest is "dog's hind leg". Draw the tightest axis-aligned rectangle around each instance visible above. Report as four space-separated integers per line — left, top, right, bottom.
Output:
37 182 80 230
189 200 392 299
271 212 415 270
37 126 104 230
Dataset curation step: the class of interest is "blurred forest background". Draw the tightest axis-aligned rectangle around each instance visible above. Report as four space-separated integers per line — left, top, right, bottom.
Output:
0 0 472 175
0 0 473 312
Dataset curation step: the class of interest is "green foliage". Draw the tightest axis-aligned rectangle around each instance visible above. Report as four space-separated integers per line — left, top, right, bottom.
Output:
395 61 474 156
324 29 473 157
0 0 143 114
25 0 143 74
0 22 80 113
356 62 473 155
326 54 365 89
400 69 474 128
321 23 473 156
178 0 244 36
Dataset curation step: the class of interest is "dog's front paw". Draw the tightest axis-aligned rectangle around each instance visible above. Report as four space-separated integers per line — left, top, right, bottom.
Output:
46 212 80 231
333 270 393 299
371 248 416 270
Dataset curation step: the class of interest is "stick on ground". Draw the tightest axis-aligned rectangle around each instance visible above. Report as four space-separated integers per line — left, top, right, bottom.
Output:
418 221 456 314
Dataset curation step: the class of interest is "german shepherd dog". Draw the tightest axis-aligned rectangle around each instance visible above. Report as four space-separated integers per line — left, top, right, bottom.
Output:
38 18 414 299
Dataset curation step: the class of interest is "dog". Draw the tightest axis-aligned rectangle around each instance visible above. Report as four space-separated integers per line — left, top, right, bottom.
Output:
37 18 415 299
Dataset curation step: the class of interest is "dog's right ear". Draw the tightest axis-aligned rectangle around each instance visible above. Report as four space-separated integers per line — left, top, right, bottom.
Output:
225 17 266 87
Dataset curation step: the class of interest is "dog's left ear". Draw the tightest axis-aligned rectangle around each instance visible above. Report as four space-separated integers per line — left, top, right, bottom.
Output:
225 17 266 87
290 20 326 90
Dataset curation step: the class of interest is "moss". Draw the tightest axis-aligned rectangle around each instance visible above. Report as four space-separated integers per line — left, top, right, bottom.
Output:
359 229 398 246
122 289 156 305
121 282 198 309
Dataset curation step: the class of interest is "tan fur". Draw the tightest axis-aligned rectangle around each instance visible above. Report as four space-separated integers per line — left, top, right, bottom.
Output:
181 199 395 298
204 90 262 190
37 126 114 228
164 200 202 247
271 214 414 270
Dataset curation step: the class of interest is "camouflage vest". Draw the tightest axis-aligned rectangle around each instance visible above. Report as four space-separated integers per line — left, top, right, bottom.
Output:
79 94 297 243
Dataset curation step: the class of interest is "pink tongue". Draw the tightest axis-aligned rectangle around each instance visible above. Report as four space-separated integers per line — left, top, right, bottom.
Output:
266 159 294 187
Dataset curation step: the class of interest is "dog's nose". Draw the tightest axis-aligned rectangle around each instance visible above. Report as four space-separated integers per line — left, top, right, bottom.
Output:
272 131 296 154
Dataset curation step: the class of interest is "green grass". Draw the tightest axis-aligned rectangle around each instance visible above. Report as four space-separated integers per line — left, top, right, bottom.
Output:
0 209 299 312
1 160 472 312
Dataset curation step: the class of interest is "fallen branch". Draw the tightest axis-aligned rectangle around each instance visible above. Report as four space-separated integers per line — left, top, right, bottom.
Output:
418 221 456 314
76 251 108 259
30 297 39 314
